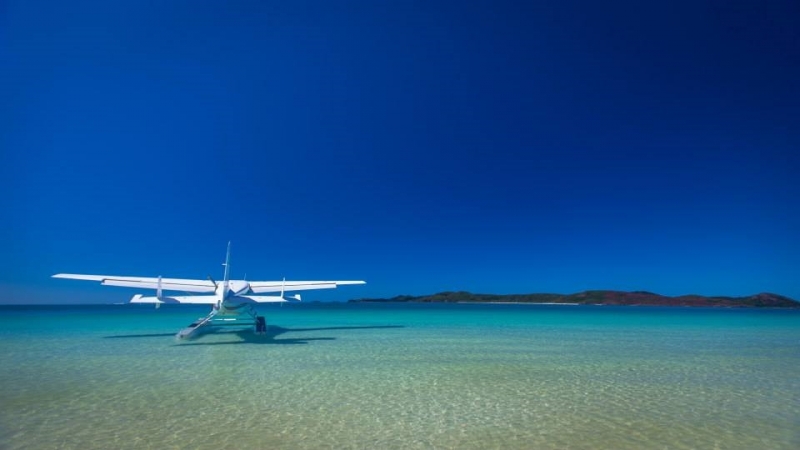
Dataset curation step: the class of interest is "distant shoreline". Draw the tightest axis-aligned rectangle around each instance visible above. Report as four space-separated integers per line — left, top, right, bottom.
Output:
457 301 581 305
350 290 800 308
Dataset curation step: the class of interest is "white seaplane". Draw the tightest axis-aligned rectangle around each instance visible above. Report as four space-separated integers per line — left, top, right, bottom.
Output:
52 242 365 339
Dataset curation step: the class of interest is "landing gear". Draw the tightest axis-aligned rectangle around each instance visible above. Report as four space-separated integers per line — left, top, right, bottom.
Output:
255 316 267 335
175 304 267 340
176 308 218 339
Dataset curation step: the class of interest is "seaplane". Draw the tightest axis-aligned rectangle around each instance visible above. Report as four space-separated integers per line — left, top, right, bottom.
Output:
52 242 365 339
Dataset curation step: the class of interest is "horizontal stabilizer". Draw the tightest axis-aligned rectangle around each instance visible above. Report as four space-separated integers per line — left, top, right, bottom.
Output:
234 295 291 303
249 280 365 294
130 294 219 304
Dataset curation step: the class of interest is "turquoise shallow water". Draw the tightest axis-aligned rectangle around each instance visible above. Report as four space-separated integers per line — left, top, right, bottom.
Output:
0 303 798 449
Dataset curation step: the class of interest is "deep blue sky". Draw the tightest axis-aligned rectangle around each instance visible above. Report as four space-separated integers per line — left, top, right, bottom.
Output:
1 0 798 303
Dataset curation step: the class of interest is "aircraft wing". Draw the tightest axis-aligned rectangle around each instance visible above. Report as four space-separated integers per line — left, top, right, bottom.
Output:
52 274 216 293
248 280 366 294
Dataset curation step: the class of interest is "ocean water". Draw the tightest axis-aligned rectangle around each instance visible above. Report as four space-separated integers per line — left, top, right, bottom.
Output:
0 303 798 449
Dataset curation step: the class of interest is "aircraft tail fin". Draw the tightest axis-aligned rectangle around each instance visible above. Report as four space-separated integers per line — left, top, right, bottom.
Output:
222 241 231 295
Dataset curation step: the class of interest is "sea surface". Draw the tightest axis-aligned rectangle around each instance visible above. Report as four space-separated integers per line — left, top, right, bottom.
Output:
0 303 798 449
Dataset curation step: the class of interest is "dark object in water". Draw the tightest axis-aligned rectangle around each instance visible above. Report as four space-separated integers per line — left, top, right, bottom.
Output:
255 316 267 334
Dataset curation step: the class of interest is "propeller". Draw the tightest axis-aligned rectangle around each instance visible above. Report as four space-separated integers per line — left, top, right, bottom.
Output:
207 275 218 290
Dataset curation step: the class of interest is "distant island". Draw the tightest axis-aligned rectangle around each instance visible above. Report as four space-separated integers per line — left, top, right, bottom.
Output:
350 290 799 308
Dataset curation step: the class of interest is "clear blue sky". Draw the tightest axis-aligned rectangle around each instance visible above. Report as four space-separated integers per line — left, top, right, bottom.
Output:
1 0 798 303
